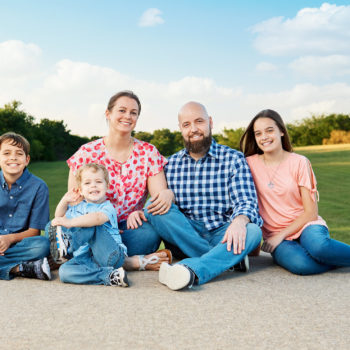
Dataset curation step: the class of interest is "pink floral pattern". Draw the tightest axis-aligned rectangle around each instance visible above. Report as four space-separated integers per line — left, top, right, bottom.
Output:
67 138 167 222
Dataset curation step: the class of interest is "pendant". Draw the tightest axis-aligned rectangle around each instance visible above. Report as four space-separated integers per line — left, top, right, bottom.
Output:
268 182 274 189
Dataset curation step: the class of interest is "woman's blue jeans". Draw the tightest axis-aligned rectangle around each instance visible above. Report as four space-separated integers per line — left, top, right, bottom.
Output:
272 225 350 275
0 236 50 280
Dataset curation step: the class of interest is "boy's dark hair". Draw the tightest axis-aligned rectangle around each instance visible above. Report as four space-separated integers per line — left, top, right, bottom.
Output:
0 132 30 156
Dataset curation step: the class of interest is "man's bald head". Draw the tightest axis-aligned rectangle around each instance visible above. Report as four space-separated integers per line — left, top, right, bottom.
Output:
177 101 213 160
178 101 210 123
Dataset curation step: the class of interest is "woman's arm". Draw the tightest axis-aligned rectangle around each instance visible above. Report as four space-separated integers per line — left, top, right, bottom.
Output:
262 186 318 252
68 169 78 191
146 171 174 215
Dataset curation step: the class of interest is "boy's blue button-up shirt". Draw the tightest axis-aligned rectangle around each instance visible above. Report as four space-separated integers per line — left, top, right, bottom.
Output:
165 139 263 231
0 168 49 235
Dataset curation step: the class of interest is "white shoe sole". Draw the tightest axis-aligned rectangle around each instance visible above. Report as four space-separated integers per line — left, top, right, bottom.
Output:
159 263 191 291
49 225 68 263
244 255 250 272
41 257 52 280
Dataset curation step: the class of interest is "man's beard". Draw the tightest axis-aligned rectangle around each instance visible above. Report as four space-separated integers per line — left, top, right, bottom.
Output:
184 130 212 155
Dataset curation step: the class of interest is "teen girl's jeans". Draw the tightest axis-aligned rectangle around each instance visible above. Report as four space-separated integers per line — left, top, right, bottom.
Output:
272 225 350 275
0 236 50 280
45 223 125 285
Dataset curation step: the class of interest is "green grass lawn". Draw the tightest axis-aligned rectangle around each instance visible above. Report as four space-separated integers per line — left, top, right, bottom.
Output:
29 145 350 244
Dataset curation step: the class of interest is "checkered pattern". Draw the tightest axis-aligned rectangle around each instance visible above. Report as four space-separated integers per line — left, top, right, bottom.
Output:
165 139 263 231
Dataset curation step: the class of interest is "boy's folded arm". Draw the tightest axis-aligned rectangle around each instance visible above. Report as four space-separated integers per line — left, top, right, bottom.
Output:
0 228 40 254
60 212 109 228
10 228 40 243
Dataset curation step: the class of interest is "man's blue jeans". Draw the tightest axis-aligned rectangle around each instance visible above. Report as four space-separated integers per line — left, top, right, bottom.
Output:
0 236 50 280
272 225 350 275
45 223 125 285
145 203 262 285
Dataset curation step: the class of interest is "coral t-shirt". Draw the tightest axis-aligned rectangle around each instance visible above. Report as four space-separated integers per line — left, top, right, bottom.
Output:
246 153 327 240
67 138 167 222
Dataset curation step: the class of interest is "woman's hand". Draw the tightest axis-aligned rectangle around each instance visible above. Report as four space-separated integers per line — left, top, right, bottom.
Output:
261 234 285 253
147 189 174 215
127 210 147 229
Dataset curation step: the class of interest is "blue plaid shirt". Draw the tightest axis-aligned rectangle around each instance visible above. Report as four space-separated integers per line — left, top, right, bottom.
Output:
165 139 263 231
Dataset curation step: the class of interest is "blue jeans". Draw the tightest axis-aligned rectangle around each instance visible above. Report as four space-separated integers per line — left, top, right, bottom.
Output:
119 220 161 256
0 236 50 280
45 223 125 285
272 225 350 275
145 203 262 285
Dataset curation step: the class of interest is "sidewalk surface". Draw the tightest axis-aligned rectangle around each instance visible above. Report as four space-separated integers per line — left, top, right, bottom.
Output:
1 252 349 350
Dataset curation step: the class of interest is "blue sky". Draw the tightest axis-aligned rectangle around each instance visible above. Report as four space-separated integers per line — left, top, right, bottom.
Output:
1 1 350 136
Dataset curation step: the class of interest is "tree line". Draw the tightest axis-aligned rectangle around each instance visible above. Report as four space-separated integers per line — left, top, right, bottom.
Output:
1 101 350 161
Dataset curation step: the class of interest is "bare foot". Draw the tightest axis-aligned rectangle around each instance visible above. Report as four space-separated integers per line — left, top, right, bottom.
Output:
123 250 171 271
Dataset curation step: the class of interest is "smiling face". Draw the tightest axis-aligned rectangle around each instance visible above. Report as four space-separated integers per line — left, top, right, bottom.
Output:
178 102 213 157
253 117 284 154
105 96 139 134
79 168 108 204
0 140 30 181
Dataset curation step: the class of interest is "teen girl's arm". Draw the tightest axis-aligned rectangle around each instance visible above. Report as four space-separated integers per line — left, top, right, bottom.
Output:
262 186 318 253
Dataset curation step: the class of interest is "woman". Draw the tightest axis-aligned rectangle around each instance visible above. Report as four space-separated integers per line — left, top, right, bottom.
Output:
240 109 350 275
67 90 173 270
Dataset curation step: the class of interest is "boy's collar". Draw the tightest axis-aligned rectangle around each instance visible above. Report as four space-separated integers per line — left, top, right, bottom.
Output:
0 168 30 189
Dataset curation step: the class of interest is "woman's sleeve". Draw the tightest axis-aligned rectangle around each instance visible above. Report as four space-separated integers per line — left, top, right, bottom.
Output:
67 146 87 175
146 145 168 177
297 156 319 202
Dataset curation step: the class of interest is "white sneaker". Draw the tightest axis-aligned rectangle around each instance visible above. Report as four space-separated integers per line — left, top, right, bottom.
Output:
48 224 69 264
159 263 195 291
109 267 129 287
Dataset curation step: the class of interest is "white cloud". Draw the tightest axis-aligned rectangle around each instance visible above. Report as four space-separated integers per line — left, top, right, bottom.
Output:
138 8 164 27
0 40 42 80
252 3 350 56
289 55 350 78
256 62 278 73
1 40 350 138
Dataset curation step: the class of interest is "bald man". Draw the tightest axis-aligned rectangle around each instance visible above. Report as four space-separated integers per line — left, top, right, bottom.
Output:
145 102 262 290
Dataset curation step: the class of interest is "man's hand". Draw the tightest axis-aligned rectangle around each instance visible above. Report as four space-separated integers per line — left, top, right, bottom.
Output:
127 210 147 229
0 234 14 255
51 217 72 228
147 189 174 215
261 234 284 253
221 215 249 254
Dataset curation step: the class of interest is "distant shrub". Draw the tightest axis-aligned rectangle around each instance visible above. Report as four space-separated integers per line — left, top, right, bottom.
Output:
323 130 350 145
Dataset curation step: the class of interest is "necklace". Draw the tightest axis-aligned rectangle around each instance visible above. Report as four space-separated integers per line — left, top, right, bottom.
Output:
262 155 284 189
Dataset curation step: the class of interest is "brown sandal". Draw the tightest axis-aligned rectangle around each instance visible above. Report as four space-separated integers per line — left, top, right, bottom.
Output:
138 249 173 270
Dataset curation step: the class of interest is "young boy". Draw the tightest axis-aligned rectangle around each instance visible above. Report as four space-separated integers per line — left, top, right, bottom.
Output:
0 132 51 281
47 163 128 287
